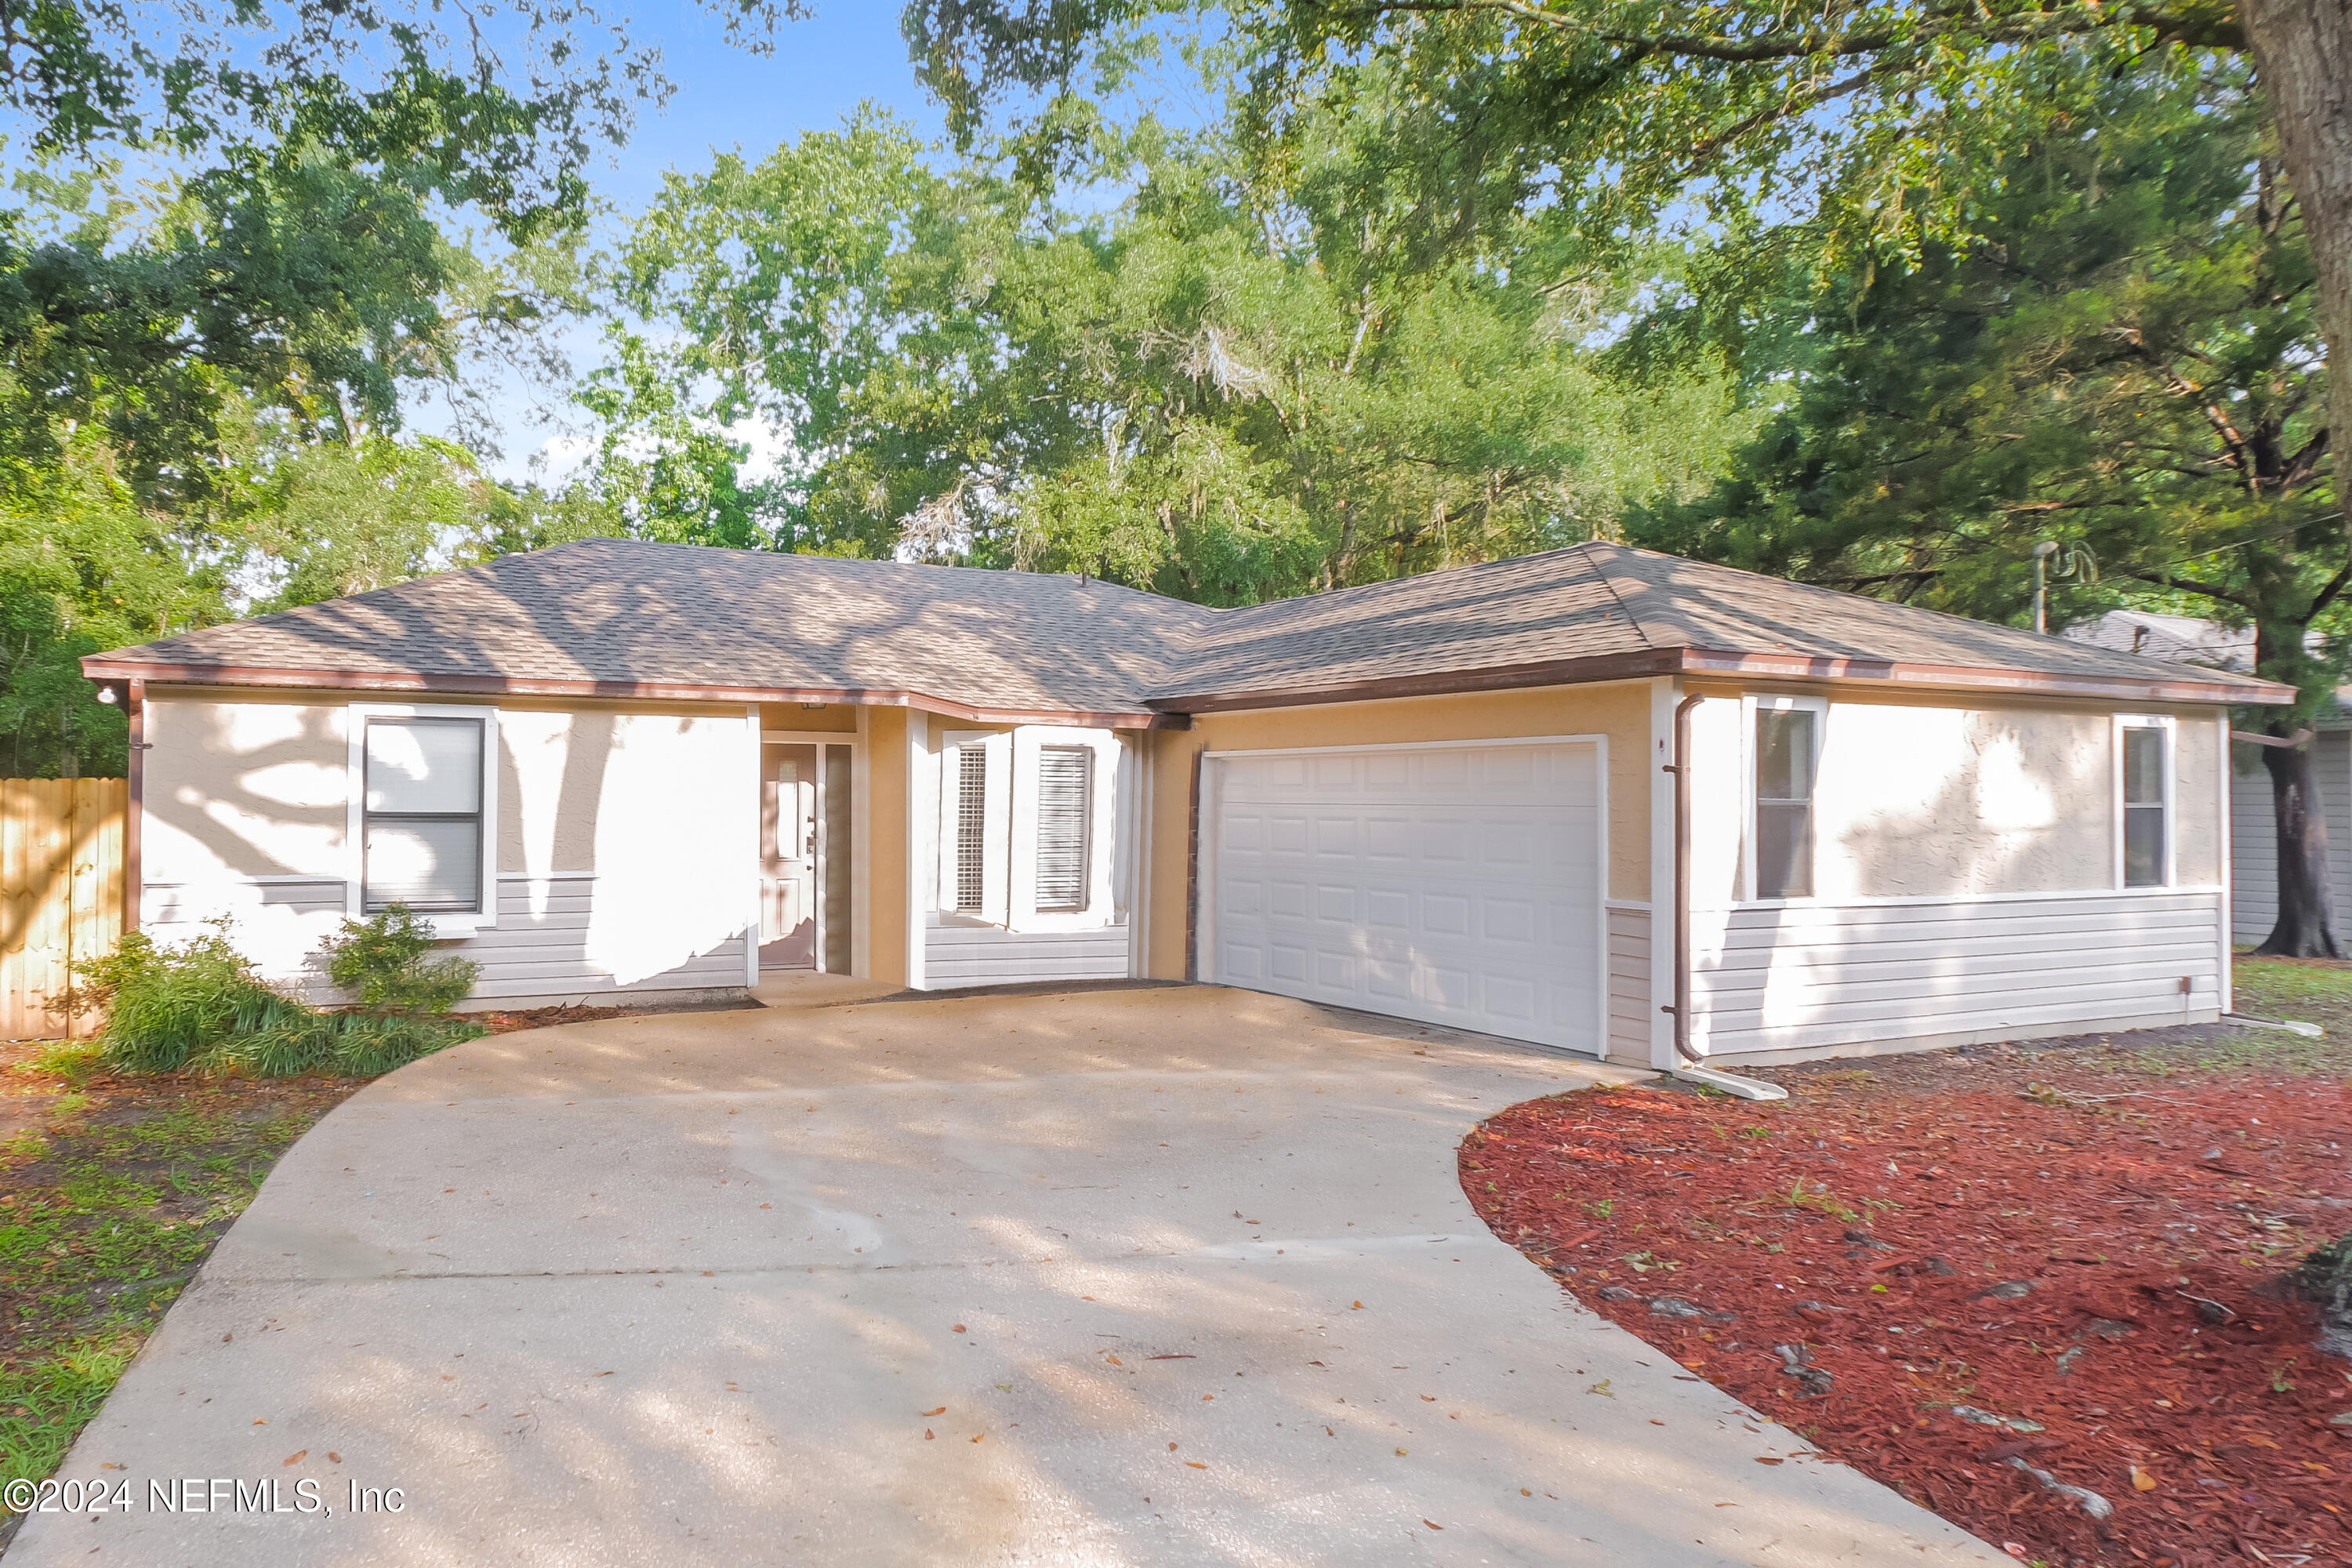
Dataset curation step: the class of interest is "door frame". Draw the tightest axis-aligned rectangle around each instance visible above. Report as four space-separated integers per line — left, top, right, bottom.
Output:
762 727 866 973
1197 733 1612 1057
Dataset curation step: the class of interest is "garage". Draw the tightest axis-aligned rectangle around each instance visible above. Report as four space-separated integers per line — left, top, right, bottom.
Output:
1202 739 1606 1054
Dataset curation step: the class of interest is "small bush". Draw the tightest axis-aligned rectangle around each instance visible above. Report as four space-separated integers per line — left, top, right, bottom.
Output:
77 920 296 1073
78 915 482 1080
320 906 478 1014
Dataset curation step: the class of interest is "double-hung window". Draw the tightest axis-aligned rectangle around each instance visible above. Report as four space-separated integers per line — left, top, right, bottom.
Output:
361 715 488 913
1033 746 1093 913
1752 702 1819 900
2120 718 2170 888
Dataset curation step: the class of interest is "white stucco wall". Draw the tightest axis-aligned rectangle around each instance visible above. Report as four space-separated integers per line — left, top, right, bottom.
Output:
140 691 757 1003
1684 693 2223 906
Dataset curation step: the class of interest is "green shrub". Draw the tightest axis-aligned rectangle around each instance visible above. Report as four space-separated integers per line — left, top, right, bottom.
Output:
320 905 478 1014
76 919 297 1073
78 915 484 1080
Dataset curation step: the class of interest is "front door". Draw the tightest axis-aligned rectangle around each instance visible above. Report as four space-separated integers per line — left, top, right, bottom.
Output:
761 742 818 967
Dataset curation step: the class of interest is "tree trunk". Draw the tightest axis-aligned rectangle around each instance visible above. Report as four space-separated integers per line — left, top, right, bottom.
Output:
2256 735 2343 956
2242 0 2352 535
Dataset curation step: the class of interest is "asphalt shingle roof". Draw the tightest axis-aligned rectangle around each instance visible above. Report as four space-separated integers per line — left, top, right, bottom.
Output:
85 538 2288 716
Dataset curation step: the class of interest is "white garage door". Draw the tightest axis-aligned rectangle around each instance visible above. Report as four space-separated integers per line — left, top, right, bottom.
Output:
1206 740 1604 1054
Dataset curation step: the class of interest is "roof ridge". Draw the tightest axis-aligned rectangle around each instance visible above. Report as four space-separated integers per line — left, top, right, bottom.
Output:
1577 541 1656 652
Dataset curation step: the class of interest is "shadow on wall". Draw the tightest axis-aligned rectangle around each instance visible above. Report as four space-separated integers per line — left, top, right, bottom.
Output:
1694 709 2100 1051
142 698 748 999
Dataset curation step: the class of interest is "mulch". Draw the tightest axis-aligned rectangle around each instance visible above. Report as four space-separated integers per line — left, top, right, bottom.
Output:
1460 1045 2352 1567
475 1003 652 1035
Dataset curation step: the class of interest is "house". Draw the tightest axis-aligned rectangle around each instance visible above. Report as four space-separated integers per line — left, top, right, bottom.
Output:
2063 608 2345 945
80 539 2289 1068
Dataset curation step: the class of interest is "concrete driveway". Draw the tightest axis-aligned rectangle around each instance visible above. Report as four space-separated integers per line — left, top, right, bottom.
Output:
13 979 1997 1566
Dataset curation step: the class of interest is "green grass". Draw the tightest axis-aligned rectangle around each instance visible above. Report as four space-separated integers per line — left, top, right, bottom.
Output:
0 1054 359 1513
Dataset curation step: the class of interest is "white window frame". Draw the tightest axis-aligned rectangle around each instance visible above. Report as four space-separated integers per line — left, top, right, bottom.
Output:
1008 727 1122 932
1740 692 1828 905
2114 713 2176 891
937 729 1011 924
345 702 499 936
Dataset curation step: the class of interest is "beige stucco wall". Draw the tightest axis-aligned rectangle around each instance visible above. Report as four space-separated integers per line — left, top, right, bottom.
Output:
1140 681 1656 981
866 706 912 986
1684 684 2227 904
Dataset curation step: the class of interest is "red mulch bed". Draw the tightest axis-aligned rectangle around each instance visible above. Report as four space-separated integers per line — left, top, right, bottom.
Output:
1461 1052 2351 1567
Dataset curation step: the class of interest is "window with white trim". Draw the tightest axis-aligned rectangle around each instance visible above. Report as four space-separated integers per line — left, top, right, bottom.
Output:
361 716 487 913
2121 718 2169 888
1752 702 1818 899
1033 746 1093 913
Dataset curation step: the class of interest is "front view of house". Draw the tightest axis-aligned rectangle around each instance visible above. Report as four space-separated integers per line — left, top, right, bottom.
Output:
83 539 2285 1069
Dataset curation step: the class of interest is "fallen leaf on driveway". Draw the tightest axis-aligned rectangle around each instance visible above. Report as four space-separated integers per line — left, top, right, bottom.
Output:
924 1430 934 1440
1351 1301 1364 1310
1422 1519 1443 1530
1185 1461 1206 1470
281 1451 305 1466
1146 1354 1194 1360
1585 1380 1613 1397
1105 1355 1123 1366
1755 1457 1784 1465
952 1324 967 1334
922 1407 946 1417
971 1433 984 1443
326 1454 340 1465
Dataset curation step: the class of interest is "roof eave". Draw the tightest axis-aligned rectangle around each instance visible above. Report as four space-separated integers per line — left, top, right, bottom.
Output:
1145 645 2295 714
78 656 1189 731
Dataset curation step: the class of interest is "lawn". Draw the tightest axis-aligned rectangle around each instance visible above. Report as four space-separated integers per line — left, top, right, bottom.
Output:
0 1040 364 1544
1463 954 2352 1568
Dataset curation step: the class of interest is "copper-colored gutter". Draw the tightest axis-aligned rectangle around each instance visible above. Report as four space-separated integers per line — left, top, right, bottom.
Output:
1147 646 2293 715
76 659 1189 731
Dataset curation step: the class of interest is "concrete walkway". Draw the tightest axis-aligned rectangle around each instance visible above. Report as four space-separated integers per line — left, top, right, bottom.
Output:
13 979 1998 1566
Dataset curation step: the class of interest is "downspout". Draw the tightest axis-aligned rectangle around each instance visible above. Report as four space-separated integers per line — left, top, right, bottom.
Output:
1662 691 1788 1102
125 678 144 935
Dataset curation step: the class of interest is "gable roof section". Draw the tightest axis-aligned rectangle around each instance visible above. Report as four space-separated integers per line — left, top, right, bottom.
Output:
80 538 1217 726
1148 544 2292 710
82 538 2291 720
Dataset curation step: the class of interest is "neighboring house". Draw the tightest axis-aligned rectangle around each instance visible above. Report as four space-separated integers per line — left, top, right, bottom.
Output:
2063 608 2350 945
82 539 2287 1068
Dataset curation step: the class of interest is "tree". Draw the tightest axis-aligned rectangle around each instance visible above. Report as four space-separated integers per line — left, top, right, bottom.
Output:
590 100 1743 598
1625 62 2343 953
906 3 2352 544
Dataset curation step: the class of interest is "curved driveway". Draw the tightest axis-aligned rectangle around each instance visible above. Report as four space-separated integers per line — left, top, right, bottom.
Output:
14 978 1996 1566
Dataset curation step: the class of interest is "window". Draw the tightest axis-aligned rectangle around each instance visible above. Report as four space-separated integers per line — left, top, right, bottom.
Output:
1033 746 1093 912
361 717 485 913
1753 705 1817 899
2122 720 2169 887
953 746 987 913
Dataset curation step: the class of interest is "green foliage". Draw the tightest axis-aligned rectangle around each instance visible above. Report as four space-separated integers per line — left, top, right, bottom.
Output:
321 905 479 1015
590 99 1744 600
77 922 291 1074
79 916 481 1080
1624 61 2338 707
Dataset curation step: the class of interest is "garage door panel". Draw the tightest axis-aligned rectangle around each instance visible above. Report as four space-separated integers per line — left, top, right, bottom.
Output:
1210 740 1604 1054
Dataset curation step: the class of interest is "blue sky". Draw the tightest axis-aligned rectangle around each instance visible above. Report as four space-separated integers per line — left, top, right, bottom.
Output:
591 3 945 211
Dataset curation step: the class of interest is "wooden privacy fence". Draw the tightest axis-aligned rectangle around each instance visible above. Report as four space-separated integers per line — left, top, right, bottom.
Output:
0 779 125 1040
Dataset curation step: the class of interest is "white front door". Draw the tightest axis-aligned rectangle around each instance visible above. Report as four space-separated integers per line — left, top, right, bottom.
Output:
1206 740 1605 1054
761 742 818 967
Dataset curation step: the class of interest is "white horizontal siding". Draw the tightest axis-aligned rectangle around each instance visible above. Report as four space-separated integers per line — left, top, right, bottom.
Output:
1693 888 2224 1058
139 875 749 1004
923 920 1131 987
2229 731 2351 943
1606 906 1650 1063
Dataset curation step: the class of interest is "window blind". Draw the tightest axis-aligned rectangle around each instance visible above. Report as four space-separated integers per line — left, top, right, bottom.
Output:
953 746 987 913
1034 747 1092 912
